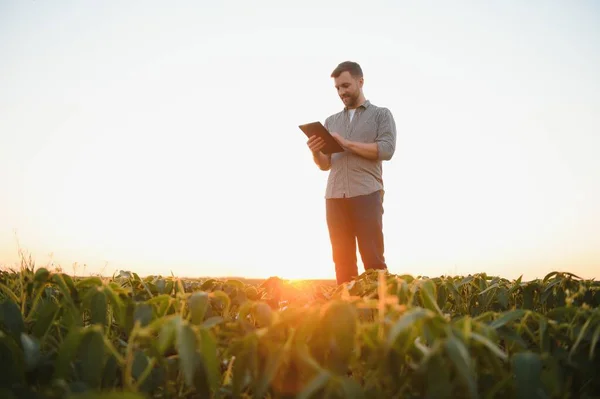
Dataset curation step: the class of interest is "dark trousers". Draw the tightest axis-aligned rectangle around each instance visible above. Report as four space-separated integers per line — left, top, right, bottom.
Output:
326 190 387 285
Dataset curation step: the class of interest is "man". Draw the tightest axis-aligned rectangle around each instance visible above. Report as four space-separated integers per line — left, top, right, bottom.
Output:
307 61 397 285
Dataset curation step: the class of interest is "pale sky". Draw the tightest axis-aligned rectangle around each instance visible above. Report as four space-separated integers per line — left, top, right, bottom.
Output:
1 0 599 281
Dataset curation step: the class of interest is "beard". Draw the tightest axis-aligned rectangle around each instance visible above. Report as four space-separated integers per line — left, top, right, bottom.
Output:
341 92 360 108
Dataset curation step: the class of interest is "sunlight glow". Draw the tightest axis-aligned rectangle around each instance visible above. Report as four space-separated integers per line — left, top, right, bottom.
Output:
1 1 599 281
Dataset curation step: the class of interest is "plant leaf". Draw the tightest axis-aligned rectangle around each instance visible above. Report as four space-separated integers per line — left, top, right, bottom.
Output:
489 310 526 329
512 351 543 399
78 328 105 389
177 322 198 388
386 308 431 349
445 335 478 398
90 289 108 326
471 332 508 361
297 370 330 399
0 300 25 342
189 291 209 325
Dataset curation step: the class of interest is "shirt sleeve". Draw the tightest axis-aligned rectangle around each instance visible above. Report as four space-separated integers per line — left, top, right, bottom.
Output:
376 108 396 161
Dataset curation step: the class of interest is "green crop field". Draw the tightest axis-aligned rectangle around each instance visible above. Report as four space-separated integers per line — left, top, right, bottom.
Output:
0 257 599 398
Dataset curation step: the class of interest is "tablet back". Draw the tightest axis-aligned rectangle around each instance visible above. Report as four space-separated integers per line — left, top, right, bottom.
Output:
298 122 344 154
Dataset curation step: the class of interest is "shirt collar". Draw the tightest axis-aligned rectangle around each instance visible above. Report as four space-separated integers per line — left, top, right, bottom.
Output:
345 99 371 111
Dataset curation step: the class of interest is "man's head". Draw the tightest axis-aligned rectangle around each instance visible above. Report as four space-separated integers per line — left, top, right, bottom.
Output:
331 61 364 109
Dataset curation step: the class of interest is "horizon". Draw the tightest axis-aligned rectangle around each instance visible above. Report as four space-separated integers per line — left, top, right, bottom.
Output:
1 246 594 284
2 1 600 282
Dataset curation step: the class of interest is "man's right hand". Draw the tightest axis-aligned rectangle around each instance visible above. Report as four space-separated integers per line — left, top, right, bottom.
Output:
307 136 331 170
307 135 326 154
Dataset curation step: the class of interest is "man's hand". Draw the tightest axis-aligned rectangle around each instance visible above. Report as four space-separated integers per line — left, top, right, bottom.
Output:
331 132 379 160
330 132 348 149
307 135 331 170
307 135 326 154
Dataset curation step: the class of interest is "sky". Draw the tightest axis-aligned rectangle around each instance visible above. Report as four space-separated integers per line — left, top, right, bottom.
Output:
1 0 599 281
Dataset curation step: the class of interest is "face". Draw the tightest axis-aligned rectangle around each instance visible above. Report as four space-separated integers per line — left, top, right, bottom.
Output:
334 71 363 108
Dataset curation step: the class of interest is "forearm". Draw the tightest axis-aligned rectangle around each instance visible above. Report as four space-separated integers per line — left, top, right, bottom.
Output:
312 151 331 170
344 141 379 160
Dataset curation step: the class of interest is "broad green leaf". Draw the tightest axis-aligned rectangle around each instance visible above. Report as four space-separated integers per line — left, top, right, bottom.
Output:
457 276 474 287
131 350 156 392
470 332 507 361
509 276 522 294
104 285 125 327
102 355 119 389
76 277 103 288
157 318 177 355
34 267 50 283
131 350 148 380
590 324 600 360
199 328 220 393
254 344 286 398
165 280 174 296
210 291 231 317
522 284 536 309
253 302 273 328
189 291 209 325
340 376 365 399
155 279 166 294
538 316 549 352
20 333 41 371
569 315 593 360
320 300 358 375
496 326 528 350
133 303 153 327
90 289 108 326
232 346 251 397
225 279 245 289
546 306 577 322
0 300 25 342
177 322 198 388
297 370 330 399
31 299 59 339
445 335 478 398
62 273 79 301
0 282 19 304
512 351 543 399
0 332 25 386
483 375 511 399
496 288 509 309
202 316 224 329
424 353 451 399
542 271 559 283
478 283 499 296
54 327 85 379
386 308 431 349
489 310 526 329
201 279 216 291
419 279 444 317
78 329 105 389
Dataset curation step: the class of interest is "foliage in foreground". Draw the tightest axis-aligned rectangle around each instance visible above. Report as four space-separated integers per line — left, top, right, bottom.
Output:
0 260 599 399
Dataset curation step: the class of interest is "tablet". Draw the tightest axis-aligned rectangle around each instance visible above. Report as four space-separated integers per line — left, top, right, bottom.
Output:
298 121 345 154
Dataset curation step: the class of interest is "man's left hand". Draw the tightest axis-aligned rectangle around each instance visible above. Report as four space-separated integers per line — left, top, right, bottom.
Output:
331 132 348 149
330 132 380 160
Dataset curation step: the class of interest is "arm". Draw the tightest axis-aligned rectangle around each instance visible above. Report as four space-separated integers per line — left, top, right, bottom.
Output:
374 108 397 161
307 118 332 171
332 108 396 161
312 151 331 170
343 141 379 160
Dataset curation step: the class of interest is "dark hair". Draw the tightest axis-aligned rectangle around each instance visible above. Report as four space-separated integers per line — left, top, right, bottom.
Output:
330 61 363 78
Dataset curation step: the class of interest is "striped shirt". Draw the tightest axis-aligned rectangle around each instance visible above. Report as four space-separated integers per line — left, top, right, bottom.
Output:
323 100 397 199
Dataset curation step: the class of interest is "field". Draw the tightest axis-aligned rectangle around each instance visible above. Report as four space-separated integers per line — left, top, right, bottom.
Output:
0 259 599 399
